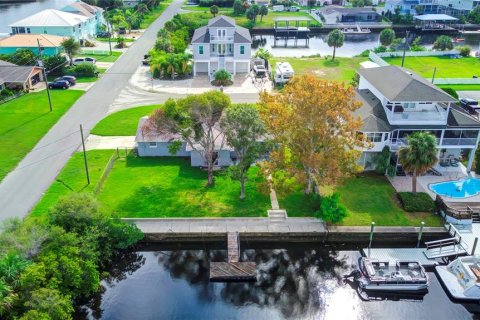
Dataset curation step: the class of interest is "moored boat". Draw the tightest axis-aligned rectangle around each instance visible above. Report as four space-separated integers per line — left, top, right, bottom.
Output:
355 258 429 292
436 256 480 301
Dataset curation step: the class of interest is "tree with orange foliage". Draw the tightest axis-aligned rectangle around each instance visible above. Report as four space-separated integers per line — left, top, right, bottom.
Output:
258 75 366 195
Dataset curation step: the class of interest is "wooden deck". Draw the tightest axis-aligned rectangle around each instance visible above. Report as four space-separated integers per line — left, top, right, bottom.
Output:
209 262 256 282
209 232 257 282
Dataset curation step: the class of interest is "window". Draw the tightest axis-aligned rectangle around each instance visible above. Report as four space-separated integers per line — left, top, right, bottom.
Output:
240 45 245 54
366 133 383 143
199 45 204 54
217 29 226 38
228 44 233 53
148 142 157 148
403 102 415 109
26 28 31 33
211 44 215 52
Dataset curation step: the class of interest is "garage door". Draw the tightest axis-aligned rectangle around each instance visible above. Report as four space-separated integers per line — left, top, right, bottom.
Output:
235 62 249 73
195 62 208 73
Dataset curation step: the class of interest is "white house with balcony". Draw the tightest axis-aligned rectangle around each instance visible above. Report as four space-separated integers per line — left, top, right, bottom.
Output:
355 65 480 173
191 15 252 76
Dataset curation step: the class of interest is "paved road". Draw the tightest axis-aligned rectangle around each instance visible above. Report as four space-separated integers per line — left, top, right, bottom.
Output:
0 0 184 220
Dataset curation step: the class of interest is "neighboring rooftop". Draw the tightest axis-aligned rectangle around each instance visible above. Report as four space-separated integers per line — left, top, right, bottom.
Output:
358 66 457 102
9 9 88 27
0 34 66 48
0 59 40 83
321 6 378 14
63 0 103 18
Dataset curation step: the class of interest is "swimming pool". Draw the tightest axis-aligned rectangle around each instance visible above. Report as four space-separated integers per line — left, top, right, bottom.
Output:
429 178 480 198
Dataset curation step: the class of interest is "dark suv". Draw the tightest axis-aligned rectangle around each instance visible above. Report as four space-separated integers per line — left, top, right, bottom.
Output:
55 76 76 85
48 80 70 89
460 98 479 114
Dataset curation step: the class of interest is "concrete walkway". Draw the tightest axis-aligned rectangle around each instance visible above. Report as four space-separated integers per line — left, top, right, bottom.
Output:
84 135 135 150
123 217 327 235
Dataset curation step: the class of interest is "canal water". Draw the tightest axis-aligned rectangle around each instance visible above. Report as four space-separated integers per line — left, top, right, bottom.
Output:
76 243 480 320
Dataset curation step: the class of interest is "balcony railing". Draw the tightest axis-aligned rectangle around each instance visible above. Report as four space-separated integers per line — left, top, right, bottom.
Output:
390 110 447 122
390 137 477 149
210 36 234 41
210 53 233 57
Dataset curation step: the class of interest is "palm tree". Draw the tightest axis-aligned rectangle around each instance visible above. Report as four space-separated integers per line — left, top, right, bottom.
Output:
0 253 29 290
210 5 219 17
136 3 149 14
326 29 344 61
163 54 177 79
61 38 81 66
259 5 268 22
124 9 138 33
0 280 16 317
398 132 438 193
177 53 192 76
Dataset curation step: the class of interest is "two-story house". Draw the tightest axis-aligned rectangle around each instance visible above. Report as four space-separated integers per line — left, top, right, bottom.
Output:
191 15 252 76
62 0 105 34
355 65 480 174
9 8 96 42
386 0 480 16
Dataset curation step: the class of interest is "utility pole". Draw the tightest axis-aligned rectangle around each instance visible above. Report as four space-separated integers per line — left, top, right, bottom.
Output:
37 39 52 112
80 124 90 185
401 30 410 68
108 21 112 55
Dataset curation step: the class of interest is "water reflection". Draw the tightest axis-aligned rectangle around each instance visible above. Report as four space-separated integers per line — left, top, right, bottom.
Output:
76 244 479 320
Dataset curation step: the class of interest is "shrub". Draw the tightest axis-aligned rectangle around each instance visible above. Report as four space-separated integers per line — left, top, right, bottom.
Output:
433 35 453 51
115 36 127 48
456 45 471 57
83 39 96 47
0 88 15 98
65 63 98 77
213 69 232 86
359 49 370 57
379 29 395 47
316 193 348 223
373 45 387 53
442 87 458 99
398 192 435 212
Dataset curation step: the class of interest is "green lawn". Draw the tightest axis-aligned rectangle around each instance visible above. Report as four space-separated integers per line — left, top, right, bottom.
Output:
85 51 122 63
0 90 84 181
96 37 134 43
48 68 106 83
384 56 480 79
439 84 480 91
140 0 174 29
271 56 368 82
31 152 271 218
182 10 320 29
91 105 160 136
278 174 443 227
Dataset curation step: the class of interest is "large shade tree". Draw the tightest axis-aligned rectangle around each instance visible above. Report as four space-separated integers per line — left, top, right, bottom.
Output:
143 91 231 186
221 104 266 199
398 132 438 193
326 29 344 61
259 74 366 195
60 38 81 66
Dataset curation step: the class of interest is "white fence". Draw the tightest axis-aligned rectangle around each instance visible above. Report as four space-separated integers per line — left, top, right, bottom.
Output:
80 49 111 56
376 50 460 58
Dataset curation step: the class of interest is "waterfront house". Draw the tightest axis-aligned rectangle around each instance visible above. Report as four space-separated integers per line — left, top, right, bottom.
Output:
0 34 66 56
135 117 234 167
386 0 480 17
355 65 480 174
191 15 252 76
9 9 95 42
62 0 105 33
0 60 43 90
320 6 382 24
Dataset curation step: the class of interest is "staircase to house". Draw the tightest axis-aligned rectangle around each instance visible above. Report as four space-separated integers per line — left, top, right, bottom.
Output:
472 212 480 223
219 55 226 70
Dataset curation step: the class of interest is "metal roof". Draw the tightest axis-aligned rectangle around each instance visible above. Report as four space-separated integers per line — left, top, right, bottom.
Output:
9 9 88 27
414 14 458 21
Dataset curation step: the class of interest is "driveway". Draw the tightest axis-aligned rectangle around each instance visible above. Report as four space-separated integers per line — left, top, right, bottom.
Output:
0 0 185 220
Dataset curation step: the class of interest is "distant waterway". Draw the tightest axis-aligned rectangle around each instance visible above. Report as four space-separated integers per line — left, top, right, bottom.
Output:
75 242 480 320
0 0 70 34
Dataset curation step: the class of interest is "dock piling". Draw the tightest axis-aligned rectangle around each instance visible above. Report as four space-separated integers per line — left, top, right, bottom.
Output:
472 237 478 255
417 221 425 248
368 222 375 254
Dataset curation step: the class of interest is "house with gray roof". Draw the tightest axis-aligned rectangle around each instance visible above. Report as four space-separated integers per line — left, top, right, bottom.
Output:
356 65 480 173
191 15 252 76
0 59 43 91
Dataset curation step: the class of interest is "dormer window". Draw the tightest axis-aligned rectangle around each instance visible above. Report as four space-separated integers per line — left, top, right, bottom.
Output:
217 29 226 38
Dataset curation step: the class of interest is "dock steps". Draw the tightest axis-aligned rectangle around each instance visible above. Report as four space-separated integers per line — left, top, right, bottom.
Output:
227 232 239 263
268 209 288 223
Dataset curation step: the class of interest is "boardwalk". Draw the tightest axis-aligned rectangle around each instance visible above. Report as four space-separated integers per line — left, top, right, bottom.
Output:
227 232 239 263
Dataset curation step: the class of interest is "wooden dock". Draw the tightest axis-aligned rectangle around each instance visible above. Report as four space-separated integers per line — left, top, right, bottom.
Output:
209 262 256 282
362 248 439 267
209 232 257 282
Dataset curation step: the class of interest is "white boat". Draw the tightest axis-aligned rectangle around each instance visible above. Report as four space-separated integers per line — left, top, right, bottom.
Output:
341 25 371 36
273 62 294 85
356 258 429 292
436 256 480 301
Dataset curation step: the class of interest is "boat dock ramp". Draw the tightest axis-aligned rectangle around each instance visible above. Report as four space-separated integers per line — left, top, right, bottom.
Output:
209 232 257 282
363 223 472 267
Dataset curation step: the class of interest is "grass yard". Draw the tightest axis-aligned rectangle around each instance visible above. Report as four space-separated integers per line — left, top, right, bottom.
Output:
31 152 271 218
91 105 160 136
30 150 113 218
271 56 368 83
85 52 122 63
140 0 174 29
182 10 320 29
278 174 443 227
96 37 134 43
0 90 84 181
383 56 480 79
439 84 480 91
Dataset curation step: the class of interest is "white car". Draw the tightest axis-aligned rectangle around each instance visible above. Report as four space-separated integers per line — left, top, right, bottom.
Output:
72 57 97 65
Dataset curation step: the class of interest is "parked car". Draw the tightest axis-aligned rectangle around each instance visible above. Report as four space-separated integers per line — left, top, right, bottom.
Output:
48 80 70 89
97 31 111 38
289 6 300 12
460 98 479 114
55 75 76 85
72 57 96 65
118 26 126 35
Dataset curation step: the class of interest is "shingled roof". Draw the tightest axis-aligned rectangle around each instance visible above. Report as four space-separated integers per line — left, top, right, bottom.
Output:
358 66 457 103
191 15 252 44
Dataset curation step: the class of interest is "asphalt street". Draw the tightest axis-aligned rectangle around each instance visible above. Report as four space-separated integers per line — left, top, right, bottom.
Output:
0 0 185 220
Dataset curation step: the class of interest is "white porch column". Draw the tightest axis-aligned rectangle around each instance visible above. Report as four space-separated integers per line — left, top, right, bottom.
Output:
193 62 196 76
233 62 236 75
208 61 211 76
467 148 476 172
